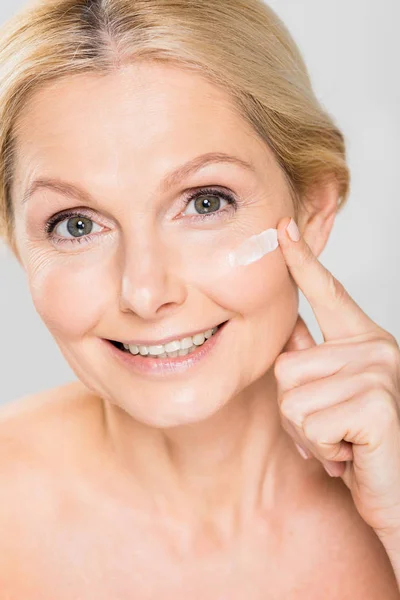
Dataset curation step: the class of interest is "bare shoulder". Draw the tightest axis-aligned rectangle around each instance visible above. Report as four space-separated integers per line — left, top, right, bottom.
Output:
0 379 96 427
0 380 100 454
0 380 100 514
0 381 103 578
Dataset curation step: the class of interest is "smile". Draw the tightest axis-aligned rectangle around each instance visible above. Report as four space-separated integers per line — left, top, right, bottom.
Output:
113 324 222 358
105 321 229 376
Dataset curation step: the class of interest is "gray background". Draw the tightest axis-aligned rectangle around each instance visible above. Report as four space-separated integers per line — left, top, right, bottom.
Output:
1 0 399 405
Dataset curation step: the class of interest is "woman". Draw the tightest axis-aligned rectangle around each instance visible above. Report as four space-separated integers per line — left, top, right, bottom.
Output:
1 0 400 597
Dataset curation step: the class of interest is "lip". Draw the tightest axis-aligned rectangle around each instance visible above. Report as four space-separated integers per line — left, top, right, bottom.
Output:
112 322 226 348
103 320 229 377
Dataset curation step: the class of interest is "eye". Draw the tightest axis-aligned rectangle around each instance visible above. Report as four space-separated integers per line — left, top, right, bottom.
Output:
182 187 236 218
44 211 104 243
54 215 102 239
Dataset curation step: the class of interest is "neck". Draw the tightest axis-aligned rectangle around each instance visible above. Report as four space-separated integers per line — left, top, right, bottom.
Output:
98 369 301 536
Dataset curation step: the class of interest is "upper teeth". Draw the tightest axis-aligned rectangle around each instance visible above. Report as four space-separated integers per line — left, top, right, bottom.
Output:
123 326 219 357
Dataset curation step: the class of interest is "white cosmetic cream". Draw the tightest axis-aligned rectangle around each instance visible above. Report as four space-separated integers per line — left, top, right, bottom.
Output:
227 228 279 267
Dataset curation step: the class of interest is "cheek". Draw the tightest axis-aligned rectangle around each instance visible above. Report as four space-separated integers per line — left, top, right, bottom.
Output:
26 252 113 340
185 247 297 317
184 247 299 366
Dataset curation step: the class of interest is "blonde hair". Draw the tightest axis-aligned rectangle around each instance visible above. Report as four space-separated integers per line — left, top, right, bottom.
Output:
0 0 350 255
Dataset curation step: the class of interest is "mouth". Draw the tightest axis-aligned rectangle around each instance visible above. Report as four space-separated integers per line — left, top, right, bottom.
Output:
105 320 229 376
108 320 229 358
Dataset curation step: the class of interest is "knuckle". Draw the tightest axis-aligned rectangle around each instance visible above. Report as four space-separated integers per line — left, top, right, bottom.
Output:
274 352 292 378
279 396 291 418
302 416 322 443
279 391 297 420
362 368 388 389
367 368 395 395
281 404 297 423
365 391 397 428
302 420 316 442
378 401 398 430
297 246 315 267
327 275 348 307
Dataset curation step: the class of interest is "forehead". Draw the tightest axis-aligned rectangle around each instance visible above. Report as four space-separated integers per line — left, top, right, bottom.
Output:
12 62 278 198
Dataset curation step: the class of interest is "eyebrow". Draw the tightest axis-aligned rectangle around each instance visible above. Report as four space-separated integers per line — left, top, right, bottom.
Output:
21 152 256 205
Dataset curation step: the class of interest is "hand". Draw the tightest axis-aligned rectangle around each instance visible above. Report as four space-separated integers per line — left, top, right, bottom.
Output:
275 217 400 540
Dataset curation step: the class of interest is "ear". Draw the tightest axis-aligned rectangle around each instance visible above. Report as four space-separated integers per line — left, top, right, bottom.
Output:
296 178 339 258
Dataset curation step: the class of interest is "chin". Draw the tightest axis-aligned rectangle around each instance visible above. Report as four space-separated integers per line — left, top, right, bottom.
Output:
108 387 232 429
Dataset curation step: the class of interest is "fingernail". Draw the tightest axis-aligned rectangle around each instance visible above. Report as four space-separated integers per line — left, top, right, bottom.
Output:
286 218 301 242
295 443 310 460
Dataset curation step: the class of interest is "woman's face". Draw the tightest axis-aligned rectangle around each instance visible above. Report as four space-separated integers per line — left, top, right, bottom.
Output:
11 62 299 427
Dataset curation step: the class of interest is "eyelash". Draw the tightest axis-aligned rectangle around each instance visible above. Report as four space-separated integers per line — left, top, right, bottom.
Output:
43 186 238 247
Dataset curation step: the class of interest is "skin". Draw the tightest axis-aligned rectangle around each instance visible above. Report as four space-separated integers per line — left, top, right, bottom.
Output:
6 62 398 595
11 60 336 521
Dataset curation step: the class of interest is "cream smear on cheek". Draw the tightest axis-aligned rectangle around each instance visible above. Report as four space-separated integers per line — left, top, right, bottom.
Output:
182 227 280 293
227 228 279 268
203 227 284 315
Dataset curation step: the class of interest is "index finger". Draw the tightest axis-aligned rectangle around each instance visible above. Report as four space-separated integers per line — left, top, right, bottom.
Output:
277 217 377 341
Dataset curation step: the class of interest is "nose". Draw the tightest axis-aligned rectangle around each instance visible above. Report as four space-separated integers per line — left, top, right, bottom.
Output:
118 233 187 320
